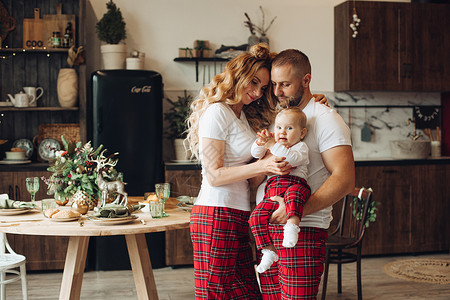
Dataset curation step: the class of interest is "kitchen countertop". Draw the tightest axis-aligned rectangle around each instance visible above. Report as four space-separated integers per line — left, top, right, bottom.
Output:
165 156 450 170
1 157 449 172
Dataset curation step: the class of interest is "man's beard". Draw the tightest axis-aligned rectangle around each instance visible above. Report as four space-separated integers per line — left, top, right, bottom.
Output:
279 86 304 108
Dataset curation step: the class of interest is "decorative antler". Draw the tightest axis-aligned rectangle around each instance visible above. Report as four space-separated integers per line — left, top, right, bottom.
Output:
91 149 118 172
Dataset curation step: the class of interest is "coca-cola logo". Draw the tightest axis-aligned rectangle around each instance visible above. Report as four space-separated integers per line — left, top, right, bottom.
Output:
131 86 152 93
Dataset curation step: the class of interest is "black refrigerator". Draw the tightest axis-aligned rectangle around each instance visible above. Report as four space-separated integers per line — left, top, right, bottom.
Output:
88 70 166 270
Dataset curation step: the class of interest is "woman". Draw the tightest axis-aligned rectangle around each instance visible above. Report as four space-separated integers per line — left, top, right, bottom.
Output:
186 43 290 299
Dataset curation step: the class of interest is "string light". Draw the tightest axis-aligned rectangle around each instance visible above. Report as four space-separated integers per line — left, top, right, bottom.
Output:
0 48 52 61
350 0 361 38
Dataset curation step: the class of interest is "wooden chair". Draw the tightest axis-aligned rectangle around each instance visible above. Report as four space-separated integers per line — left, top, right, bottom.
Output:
0 233 27 300
321 187 373 300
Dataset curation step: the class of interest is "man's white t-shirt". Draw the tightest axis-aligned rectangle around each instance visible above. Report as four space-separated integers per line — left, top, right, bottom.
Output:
256 98 352 229
195 103 256 211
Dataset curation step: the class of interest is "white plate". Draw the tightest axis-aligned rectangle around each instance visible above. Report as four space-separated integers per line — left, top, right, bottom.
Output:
48 216 80 222
38 138 61 162
0 160 31 165
176 202 193 212
12 139 34 159
0 208 34 216
87 215 138 225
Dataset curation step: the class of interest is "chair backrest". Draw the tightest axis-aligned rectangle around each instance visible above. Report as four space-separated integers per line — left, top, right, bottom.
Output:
334 187 373 247
1 233 17 255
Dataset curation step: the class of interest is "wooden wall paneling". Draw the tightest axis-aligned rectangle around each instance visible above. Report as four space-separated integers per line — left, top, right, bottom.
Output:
0 58 13 101
10 0 24 47
25 52 38 85
37 53 51 106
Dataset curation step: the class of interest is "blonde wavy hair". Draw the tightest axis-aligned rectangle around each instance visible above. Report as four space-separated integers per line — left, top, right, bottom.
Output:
186 43 278 159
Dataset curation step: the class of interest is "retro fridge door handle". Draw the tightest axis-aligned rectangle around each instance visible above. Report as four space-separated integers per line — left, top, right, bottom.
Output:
97 107 103 134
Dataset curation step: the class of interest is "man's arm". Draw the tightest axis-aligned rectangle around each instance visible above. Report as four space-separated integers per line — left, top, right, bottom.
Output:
303 145 355 215
269 145 355 223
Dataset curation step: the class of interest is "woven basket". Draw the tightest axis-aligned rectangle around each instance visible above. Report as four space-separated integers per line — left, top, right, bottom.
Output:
34 123 80 146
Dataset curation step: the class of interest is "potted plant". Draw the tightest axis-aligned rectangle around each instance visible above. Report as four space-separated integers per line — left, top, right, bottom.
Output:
164 90 193 161
95 0 127 69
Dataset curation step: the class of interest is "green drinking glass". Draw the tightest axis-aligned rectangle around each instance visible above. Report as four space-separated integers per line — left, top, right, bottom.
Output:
25 177 40 203
155 183 170 217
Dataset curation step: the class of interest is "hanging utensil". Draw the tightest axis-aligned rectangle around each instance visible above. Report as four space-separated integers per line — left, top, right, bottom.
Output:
361 107 372 142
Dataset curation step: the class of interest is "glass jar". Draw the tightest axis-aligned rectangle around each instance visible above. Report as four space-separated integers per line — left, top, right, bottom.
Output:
52 32 61 48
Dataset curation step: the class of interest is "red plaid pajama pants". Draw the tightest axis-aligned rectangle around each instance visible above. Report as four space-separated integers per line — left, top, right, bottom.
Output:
258 226 328 299
249 175 311 250
190 205 262 300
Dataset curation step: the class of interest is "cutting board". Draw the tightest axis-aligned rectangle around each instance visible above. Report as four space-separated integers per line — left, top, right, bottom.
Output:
23 8 44 49
43 3 76 48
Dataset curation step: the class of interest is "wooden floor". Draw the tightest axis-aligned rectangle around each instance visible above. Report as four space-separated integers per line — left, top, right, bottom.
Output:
4 252 450 299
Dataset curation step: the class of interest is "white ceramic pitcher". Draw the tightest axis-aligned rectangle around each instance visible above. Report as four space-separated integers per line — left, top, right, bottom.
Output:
23 87 44 107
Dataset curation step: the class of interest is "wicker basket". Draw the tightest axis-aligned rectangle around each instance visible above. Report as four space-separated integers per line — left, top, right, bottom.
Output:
34 123 80 146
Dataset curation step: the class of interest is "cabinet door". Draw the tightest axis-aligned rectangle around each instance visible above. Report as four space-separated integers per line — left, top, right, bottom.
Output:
335 1 409 91
356 165 413 255
164 169 200 265
0 172 15 198
411 164 450 252
14 171 52 201
7 170 68 271
410 3 450 91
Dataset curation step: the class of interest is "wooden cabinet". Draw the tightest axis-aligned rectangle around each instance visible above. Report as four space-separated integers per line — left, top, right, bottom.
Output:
164 167 201 265
0 170 51 200
334 1 450 92
1 169 69 271
355 162 450 255
164 161 450 263
0 0 87 147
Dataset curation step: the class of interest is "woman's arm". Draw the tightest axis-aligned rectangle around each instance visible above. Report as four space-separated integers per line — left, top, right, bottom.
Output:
203 137 292 187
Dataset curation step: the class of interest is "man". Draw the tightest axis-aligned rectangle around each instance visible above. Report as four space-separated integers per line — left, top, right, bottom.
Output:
256 49 355 299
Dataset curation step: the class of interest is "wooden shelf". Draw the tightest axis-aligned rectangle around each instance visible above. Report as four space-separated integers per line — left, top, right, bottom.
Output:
174 57 229 81
174 57 228 62
0 48 70 54
0 107 78 112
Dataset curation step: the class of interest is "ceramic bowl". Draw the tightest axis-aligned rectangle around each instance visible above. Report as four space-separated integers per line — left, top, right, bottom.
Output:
5 151 26 160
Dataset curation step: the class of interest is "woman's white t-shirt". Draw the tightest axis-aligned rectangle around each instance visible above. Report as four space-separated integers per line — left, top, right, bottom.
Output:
195 103 256 211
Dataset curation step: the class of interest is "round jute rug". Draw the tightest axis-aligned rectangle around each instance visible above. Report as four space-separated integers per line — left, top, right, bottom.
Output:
383 258 450 284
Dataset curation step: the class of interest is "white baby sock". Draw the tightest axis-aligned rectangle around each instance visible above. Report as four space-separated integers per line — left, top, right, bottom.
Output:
282 223 300 248
256 249 279 273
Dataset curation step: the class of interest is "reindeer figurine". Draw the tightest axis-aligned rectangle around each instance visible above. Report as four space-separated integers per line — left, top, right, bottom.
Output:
92 150 128 207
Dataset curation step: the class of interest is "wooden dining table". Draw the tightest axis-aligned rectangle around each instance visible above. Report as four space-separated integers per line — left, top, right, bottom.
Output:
0 197 191 300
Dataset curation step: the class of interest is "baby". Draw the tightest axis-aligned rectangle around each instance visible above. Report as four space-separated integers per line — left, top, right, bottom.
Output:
249 107 311 273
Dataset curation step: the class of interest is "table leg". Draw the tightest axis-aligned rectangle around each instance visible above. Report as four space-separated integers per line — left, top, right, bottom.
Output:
59 236 90 300
125 233 159 300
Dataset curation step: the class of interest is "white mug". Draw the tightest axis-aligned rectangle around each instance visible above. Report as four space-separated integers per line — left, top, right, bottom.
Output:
23 87 44 107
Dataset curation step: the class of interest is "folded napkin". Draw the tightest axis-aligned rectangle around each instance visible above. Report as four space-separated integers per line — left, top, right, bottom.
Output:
0 198 36 209
92 203 144 218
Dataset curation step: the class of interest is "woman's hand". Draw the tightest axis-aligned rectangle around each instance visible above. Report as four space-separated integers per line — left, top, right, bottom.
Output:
313 94 329 107
259 153 292 176
269 196 287 224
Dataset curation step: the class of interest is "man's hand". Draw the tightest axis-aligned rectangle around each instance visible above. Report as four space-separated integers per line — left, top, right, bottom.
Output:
313 94 329 107
269 196 287 224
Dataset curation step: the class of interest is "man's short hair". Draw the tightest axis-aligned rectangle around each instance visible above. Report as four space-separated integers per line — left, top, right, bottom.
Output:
272 49 311 77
